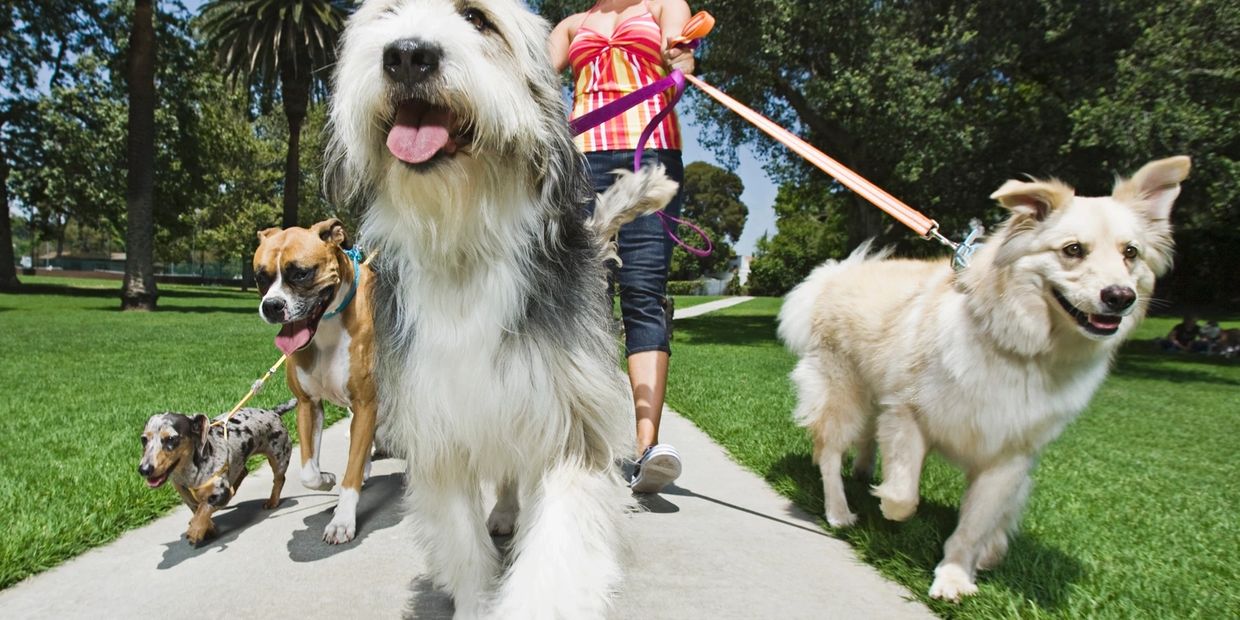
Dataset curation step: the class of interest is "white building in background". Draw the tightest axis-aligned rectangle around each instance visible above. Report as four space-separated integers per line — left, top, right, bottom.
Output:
728 255 753 286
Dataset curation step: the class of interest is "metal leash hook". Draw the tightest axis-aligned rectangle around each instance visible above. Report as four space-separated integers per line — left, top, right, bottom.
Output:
923 218 983 272
951 219 985 272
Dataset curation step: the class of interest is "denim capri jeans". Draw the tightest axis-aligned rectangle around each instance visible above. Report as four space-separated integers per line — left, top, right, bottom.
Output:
583 149 684 357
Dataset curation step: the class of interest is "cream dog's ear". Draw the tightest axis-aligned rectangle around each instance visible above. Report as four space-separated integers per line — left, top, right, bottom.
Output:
310 218 352 249
1112 156 1191 222
989 179 1075 222
257 227 282 243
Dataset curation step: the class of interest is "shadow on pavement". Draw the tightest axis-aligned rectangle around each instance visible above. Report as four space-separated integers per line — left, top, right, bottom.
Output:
287 473 405 562
633 491 680 513
157 497 301 570
404 576 454 619
661 484 829 537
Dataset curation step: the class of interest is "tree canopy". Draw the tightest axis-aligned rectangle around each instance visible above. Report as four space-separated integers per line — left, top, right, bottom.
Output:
669 161 748 280
689 0 1237 301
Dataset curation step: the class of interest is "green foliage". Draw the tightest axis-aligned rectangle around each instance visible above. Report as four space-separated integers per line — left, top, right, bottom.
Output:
747 181 848 296
670 161 749 279
689 0 1237 304
199 0 352 229
5 3 349 283
198 0 350 109
667 279 704 296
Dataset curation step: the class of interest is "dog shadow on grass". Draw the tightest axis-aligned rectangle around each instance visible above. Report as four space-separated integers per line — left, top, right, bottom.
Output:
768 452 1083 612
287 472 405 562
674 313 778 348
157 497 302 569
1114 347 1239 386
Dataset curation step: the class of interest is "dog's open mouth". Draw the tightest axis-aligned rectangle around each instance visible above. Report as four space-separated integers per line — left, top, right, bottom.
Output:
274 287 335 355
1052 289 1122 336
145 471 169 489
386 99 471 166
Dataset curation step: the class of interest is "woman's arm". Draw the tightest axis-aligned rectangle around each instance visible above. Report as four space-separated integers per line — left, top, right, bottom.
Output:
548 14 580 73
655 0 695 74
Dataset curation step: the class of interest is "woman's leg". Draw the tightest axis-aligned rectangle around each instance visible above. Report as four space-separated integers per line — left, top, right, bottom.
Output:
584 150 684 484
629 349 669 455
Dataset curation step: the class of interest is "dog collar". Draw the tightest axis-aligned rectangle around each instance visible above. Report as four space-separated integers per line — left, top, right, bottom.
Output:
322 247 364 321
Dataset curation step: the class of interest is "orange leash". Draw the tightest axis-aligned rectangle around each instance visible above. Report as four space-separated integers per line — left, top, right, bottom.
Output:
673 12 959 251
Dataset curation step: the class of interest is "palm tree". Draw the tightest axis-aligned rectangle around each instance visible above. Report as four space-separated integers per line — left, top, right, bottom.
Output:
121 0 158 310
199 0 350 229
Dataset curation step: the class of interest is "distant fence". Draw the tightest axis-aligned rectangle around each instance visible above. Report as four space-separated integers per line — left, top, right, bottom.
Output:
23 257 248 285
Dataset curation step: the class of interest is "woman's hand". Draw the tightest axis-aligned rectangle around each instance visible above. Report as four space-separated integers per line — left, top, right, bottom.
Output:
663 46 695 75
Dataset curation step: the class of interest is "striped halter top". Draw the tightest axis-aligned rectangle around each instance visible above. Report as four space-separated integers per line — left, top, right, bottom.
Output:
568 2 682 152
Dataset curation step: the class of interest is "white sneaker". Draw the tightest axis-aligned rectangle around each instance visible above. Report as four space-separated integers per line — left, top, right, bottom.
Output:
630 444 681 493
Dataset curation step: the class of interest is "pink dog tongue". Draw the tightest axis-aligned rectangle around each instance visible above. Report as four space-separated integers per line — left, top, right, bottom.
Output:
275 320 313 356
387 102 453 164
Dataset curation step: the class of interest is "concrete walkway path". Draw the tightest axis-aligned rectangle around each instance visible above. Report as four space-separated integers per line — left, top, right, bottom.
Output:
0 297 932 619
675 295 754 319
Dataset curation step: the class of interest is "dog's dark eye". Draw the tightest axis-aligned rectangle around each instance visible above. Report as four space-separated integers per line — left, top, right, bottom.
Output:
286 266 315 283
1062 243 1084 258
461 7 491 32
1123 245 1139 259
255 271 273 290
140 436 149 446
163 437 179 451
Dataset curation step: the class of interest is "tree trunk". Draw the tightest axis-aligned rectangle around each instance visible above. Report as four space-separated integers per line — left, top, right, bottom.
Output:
121 0 158 311
0 137 19 290
282 110 304 229
279 66 310 230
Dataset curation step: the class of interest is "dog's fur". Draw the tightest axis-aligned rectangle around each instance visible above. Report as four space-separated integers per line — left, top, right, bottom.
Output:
326 1 676 616
138 400 295 545
254 219 379 544
778 157 1190 601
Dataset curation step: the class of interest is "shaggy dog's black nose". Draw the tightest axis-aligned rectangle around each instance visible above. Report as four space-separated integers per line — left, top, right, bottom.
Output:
1100 285 1136 311
261 297 286 322
138 463 154 477
383 38 441 85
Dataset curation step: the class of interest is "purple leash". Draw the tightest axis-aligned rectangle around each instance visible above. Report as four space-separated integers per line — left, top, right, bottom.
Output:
569 68 713 258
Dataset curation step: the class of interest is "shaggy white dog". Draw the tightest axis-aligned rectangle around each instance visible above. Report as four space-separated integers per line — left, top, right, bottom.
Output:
778 157 1190 601
326 1 675 617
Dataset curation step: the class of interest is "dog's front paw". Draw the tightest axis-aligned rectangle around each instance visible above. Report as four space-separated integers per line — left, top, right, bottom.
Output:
322 515 356 544
879 496 919 522
929 564 978 602
185 522 216 546
302 471 337 491
826 510 858 528
486 507 518 536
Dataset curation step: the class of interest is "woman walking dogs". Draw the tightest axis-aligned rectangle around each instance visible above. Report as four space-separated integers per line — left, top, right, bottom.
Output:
549 0 697 494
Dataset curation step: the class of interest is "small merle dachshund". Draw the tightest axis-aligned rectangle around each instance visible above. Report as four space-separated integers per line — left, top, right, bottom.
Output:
138 400 294 545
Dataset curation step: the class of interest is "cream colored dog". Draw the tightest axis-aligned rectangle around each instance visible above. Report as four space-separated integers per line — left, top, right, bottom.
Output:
778 156 1190 601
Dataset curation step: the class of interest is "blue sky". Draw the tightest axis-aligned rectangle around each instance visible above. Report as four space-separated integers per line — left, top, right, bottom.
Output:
679 110 777 256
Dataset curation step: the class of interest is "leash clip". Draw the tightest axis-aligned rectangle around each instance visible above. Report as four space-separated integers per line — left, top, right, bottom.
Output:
951 219 985 272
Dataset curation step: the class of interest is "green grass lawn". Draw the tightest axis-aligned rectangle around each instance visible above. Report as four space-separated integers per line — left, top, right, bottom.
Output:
666 298 1240 618
0 276 347 589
